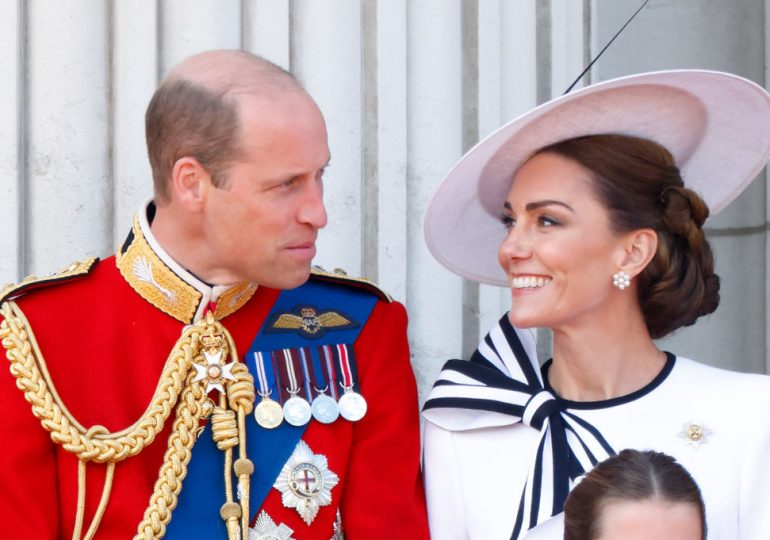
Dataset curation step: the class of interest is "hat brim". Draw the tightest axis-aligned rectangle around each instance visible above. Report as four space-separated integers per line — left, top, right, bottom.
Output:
424 70 770 287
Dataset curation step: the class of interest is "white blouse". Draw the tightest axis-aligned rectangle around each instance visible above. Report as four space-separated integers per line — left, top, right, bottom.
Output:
424 356 770 540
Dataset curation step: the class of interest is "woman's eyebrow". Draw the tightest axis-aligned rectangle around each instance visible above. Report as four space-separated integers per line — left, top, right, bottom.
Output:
503 200 575 212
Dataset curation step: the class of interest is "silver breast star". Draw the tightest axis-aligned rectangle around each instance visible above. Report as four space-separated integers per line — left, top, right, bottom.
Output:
248 511 295 540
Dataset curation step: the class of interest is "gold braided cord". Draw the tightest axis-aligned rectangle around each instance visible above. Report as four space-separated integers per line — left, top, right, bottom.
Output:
73 460 87 540
227 363 255 537
133 369 207 539
211 407 239 451
0 300 201 463
72 435 117 540
1 300 256 540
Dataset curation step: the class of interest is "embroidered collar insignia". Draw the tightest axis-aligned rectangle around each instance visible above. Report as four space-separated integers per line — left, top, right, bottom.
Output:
265 305 358 339
273 440 339 525
116 213 257 323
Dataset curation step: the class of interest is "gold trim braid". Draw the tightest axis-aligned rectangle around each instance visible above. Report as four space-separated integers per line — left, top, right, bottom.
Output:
0 302 255 539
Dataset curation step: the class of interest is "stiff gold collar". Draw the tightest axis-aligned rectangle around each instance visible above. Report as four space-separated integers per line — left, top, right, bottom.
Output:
116 203 257 324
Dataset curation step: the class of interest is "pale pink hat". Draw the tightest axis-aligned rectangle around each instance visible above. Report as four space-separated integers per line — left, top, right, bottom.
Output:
424 70 770 287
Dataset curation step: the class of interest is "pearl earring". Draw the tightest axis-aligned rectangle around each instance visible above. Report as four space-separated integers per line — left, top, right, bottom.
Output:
612 271 631 290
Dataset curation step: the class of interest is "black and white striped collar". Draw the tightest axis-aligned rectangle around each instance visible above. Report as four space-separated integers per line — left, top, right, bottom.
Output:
423 315 617 539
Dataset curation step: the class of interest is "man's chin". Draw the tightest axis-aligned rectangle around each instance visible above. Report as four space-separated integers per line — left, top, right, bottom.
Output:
257 267 312 290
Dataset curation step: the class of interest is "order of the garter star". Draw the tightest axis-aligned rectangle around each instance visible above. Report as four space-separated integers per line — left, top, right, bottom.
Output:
274 440 339 525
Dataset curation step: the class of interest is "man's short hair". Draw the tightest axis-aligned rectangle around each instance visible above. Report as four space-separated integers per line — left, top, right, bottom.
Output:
145 52 299 203
145 80 241 202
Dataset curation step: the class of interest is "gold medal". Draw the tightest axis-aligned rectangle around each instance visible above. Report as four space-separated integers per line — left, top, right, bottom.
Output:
255 395 284 429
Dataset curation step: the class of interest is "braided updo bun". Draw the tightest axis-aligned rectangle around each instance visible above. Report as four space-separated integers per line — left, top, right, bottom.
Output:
539 134 720 339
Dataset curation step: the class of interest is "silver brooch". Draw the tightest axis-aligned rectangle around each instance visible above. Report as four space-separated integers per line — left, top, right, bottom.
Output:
248 511 294 540
274 440 339 525
678 421 712 448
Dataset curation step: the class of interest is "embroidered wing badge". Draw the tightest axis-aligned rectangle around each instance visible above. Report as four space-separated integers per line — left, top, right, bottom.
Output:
265 305 358 339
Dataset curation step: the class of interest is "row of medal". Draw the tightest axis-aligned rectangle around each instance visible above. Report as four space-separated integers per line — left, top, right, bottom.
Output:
252 343 367 429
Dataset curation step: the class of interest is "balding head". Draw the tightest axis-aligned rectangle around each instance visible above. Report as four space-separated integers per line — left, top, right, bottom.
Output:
146 50 306 203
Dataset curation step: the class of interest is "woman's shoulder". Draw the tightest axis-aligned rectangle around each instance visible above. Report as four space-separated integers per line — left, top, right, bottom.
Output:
676 356 770 387
672 355 770 395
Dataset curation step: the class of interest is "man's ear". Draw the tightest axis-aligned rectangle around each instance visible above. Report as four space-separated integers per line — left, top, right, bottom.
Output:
618 228 658 277
169 156 211 211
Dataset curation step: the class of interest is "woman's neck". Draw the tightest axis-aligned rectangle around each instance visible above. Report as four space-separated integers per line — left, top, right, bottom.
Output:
546 313 665 402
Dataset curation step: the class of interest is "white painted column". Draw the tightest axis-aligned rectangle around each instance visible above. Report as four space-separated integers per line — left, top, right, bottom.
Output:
373 0 408 301
26 0 111 275
292 1 364 276
112 1 158 245
550 0 586 94
242 0 291 70
478 1 539 337
0 0 21 284
159 0 241 76
407 0 464 402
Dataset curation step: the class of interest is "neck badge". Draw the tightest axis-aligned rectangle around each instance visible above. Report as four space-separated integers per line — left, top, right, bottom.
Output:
274 440 339 525
192 321 236 394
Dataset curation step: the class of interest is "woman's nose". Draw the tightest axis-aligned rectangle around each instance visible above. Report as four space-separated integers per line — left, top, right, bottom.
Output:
498 226 532 262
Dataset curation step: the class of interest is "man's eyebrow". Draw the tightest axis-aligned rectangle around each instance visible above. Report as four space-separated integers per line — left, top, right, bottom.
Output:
502 200 575 212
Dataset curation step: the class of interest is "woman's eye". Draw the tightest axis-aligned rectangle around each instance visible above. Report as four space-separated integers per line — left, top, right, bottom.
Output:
500 215 515 229
539 215 560 227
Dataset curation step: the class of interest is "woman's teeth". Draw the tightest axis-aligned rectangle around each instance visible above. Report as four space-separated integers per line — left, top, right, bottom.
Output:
512 276 550 289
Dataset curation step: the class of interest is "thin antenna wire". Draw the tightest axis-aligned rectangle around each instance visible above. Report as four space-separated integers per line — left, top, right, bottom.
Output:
563 0 650 95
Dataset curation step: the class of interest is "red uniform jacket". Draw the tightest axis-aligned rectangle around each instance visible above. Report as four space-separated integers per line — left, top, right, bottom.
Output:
0 214 428 539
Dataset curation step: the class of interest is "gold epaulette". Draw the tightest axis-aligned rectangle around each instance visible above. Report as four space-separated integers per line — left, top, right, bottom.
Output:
310 266 393 303
0 257 99 306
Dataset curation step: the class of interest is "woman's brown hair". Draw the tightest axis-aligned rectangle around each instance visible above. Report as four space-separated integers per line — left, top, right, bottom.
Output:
538 134 719 339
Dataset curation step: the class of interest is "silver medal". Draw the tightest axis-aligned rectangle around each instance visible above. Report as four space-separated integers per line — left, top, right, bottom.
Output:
338 389 367 422
311 393 340 424
255 397 284 429
283 395 312 426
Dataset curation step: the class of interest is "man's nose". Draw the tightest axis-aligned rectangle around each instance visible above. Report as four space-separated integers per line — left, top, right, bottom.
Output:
299 181 327 229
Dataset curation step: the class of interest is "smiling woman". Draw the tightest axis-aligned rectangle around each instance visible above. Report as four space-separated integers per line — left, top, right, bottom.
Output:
421 71 770 540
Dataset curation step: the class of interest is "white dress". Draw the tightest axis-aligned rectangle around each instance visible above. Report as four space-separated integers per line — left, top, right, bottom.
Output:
422 320 770 540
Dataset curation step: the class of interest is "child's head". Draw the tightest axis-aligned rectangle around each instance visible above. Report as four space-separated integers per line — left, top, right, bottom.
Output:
564 450 706 540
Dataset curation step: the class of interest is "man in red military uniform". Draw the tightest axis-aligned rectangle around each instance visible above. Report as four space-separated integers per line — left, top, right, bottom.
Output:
0 50 428 539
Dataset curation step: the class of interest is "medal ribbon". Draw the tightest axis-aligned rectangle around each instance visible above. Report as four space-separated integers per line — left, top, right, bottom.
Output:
297 348 314 399
334 344 360 391
320 345 340 400
275 349 302 399
253 351 275 397
422 315 616 540
307 347 329 396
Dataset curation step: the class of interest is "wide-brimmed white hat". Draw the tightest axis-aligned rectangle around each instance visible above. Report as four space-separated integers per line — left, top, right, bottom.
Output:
424 70 770 287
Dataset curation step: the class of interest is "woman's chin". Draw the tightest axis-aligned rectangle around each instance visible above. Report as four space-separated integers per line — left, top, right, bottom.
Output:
506 311 545 329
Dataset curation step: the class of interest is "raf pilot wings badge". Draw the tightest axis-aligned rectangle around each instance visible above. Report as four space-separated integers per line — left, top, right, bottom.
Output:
264 305 359 339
